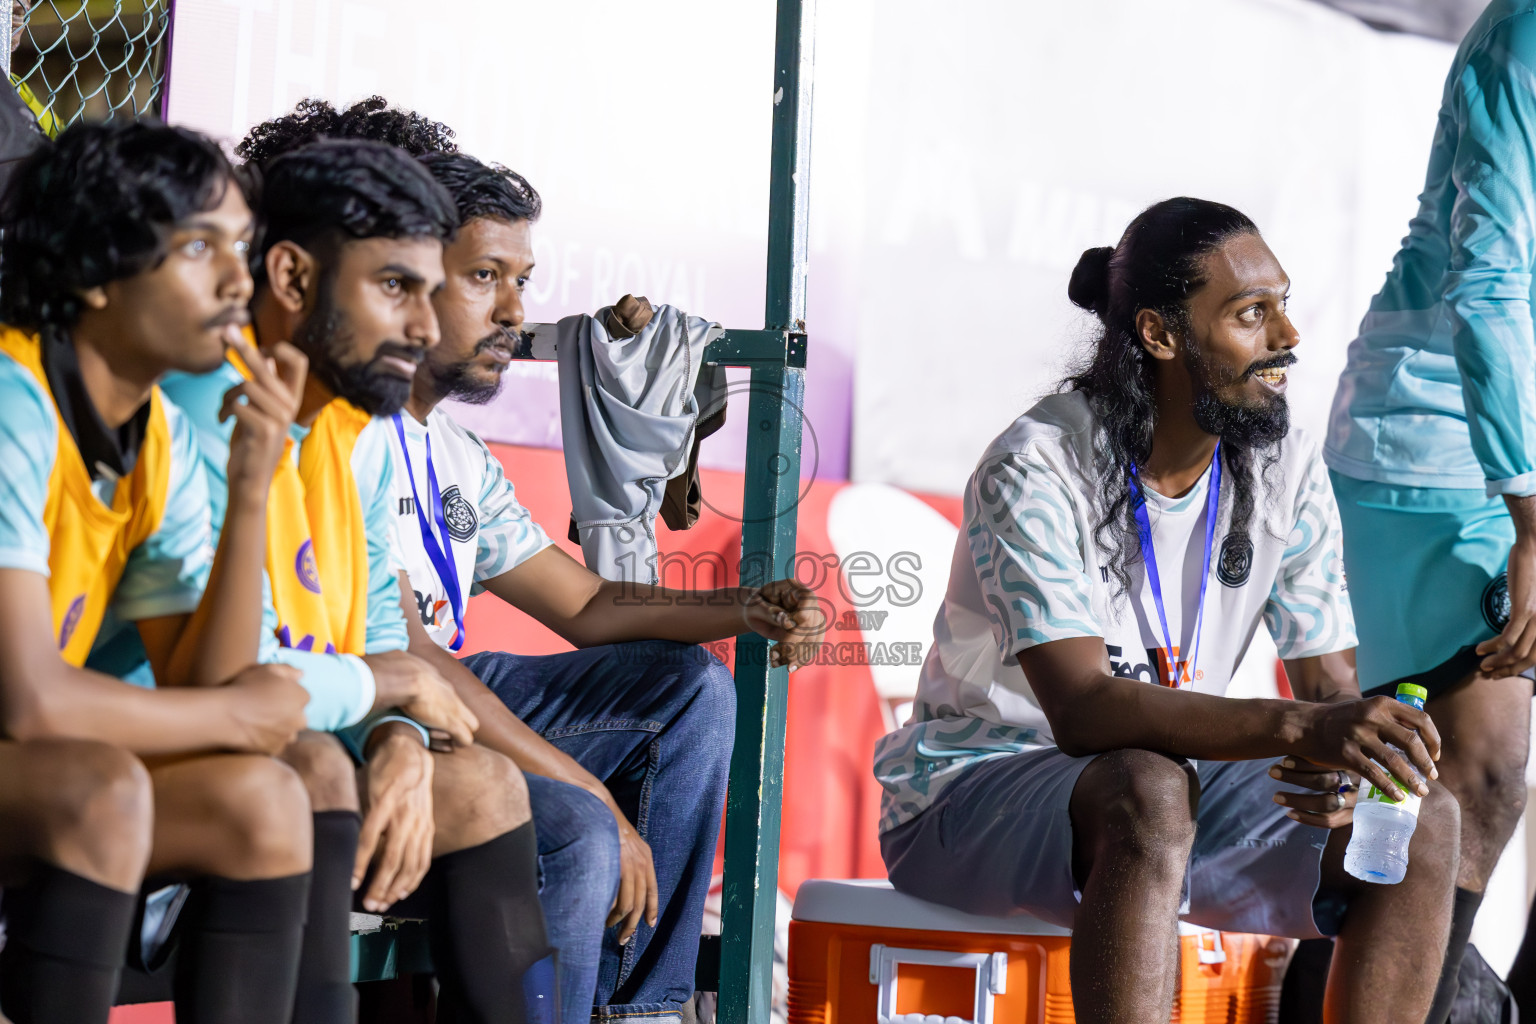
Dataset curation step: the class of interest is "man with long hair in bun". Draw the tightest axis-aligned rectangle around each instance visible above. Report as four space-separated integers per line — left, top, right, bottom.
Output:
873 197 1458 1023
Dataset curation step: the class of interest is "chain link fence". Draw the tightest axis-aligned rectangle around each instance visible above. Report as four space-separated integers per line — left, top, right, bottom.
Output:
6 0 171 136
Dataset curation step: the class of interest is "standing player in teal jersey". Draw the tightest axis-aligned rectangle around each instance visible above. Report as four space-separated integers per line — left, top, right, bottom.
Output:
1325 2 1536 1017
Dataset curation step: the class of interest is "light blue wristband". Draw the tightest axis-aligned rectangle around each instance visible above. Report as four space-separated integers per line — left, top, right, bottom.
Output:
337 710 431 763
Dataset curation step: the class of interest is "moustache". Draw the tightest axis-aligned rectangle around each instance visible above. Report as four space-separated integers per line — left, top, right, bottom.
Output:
203 307 251 330
371 341 425 368
475 325 524 355
1241 352 1298 379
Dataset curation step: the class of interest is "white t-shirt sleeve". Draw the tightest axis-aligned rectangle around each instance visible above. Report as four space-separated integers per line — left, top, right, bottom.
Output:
966 447 1103 661
1264 455 1358 659
467 427 552 583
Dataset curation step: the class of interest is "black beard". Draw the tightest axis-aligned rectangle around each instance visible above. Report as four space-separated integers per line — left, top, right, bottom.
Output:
1185 343 1290 449
294 283 416 417
425 334 509 407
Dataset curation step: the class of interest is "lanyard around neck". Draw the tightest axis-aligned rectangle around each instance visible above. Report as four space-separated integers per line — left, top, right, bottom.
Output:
391 413 466 652
1127 443 1221 688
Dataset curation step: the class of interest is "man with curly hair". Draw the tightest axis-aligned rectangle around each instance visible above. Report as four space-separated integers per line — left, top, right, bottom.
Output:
235 102 825 1024
111 138 556 1023
0 120 314 1024
236 95 458 165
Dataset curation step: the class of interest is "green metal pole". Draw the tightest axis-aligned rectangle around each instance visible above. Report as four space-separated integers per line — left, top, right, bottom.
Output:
718 0 815 1021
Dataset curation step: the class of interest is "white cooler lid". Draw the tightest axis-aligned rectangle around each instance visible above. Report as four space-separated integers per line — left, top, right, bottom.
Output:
793 880 1221 940
791 879 1071 937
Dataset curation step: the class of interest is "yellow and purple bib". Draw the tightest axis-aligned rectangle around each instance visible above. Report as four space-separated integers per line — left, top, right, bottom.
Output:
0 327 174 666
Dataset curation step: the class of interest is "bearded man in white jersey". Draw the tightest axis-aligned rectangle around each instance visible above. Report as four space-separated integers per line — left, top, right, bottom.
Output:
388 152 819 1024
872 198 1459 1024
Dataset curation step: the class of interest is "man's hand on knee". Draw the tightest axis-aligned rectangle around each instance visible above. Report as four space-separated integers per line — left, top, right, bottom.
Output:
606 803 658 945
355 724 435 912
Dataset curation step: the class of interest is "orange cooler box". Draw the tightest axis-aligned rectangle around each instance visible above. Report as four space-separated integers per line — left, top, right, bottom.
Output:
787 879 1294 1024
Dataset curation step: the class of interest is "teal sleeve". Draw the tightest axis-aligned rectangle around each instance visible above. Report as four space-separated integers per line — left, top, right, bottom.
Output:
470 429 553 584
0 353 57 576
112 402 215 621
337 710 431 760
1447 16 1536 496
352 419 410 653
159 369 378 730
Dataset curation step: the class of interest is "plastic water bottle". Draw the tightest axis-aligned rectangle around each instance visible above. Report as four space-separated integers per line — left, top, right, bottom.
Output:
1343 682 1430 884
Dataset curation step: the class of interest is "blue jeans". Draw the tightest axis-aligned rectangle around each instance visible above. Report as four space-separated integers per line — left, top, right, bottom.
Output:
464 640 736 1024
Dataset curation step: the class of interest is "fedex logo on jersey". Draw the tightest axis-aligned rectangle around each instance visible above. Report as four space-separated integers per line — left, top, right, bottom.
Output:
414 588 448 629
1107 644 1199 687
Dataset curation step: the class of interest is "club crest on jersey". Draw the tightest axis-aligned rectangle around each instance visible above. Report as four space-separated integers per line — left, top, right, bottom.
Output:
441 486 478 542
1217 534 1253 588
1483 572 1511 632
295 539 322 594
57 594 85 649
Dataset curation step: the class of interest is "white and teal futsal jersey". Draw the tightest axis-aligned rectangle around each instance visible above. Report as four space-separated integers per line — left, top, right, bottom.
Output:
1327 0 1536 496
386 407 553 652
872 392 1356 833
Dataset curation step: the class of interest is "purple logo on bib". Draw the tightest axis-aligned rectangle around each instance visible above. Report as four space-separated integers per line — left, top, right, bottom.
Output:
296 539 321 594
57 594 85 649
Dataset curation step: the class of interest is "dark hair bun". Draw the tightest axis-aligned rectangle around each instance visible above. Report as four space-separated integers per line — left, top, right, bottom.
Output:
1068 245 1115 313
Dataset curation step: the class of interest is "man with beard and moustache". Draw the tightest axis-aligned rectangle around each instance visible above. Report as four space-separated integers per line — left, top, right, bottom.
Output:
232 97 826 1021
367 152 821 1024
872 198 1459 1024
139 139 555 1023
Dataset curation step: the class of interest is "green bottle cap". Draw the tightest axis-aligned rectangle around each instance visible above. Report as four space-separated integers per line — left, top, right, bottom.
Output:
1396 683 1429 701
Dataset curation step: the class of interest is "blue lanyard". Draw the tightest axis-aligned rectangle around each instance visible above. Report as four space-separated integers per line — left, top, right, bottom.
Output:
391 414 466 652
1128 443 1221 688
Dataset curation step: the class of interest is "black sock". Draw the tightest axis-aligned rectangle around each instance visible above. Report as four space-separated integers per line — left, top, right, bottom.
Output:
1426 886 1483 1024
293 811 360 1024
1508 893 1536 1018
428 821 550 1024
172 872 310 1024
0 865 136 1024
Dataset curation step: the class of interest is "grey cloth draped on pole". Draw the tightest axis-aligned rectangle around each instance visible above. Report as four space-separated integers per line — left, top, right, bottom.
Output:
556 299 725 584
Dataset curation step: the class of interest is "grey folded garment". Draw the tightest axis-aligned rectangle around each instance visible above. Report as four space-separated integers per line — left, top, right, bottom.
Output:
557 295 725 583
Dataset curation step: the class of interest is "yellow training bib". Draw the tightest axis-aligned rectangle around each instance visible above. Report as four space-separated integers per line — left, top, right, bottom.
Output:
229 337 372 656
0 327 172 665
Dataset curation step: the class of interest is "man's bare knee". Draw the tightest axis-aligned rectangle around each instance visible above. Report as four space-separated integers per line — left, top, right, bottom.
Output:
1445 754 1526 840
1406 783 1462 880
1073 749 1197 882
31 740 152 890
281 730 359 812
205 757 314 879
432 745 530 855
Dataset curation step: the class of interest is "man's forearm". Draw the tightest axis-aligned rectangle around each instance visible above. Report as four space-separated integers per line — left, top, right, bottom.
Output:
1506 494 1536 539
563 583 753 648
4 665 241 755
1048 674 1308 761
162 491 269 687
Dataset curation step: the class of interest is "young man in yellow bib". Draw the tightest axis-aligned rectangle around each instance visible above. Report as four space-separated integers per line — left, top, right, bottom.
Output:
150 138 553 1023
0 122 317 1024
